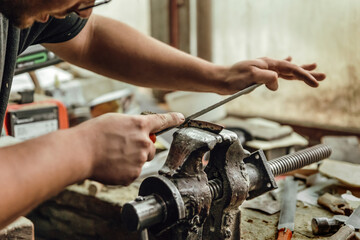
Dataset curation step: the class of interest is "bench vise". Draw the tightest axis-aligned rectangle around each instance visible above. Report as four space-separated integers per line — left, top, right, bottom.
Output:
122 124 331 240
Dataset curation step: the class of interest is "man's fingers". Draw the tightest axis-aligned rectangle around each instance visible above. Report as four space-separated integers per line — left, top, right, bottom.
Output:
249 59 269 69
271 60 319 87
256 57 325 88
144 112 185 133
301 63 317 71
284 56 292 62
292 72 319 87
255 68 279 91
147 144 156 161
310 72 326 81
279 71 326 81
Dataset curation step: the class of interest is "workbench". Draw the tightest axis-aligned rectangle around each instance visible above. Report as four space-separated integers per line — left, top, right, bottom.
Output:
240 202 331 239
27 179 337 240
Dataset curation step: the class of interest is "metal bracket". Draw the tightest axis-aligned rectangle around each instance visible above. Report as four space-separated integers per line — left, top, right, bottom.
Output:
244 150 277 199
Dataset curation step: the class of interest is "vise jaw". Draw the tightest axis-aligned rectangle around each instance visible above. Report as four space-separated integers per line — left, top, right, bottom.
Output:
122 125 277 240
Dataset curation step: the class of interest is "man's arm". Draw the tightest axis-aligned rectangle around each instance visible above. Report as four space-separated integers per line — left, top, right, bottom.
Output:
43 15 325 95
0 126 92 227
0 112 184 229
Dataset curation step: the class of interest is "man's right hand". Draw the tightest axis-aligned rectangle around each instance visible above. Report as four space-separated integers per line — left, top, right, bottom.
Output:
218 57 326 95
75 112 184 186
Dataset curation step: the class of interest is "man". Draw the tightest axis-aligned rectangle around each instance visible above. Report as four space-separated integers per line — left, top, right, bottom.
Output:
0 0 326 229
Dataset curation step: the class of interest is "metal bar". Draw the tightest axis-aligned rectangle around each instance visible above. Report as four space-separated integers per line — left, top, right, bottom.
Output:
277 176 298 232
269 144 332 177
156 83 262 136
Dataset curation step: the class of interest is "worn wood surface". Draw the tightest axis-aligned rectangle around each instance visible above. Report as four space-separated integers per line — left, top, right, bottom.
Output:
28 180 140 240
240 202 333 240
0 217 34 240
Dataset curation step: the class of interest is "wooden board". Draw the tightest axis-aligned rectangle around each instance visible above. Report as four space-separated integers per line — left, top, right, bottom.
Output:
0 217 34 240
319 159 360 188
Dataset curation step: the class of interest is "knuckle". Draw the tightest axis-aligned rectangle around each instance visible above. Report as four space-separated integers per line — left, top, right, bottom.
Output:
156 114 168 129
248 66 258 78
133 117 147 130
271 72 278 81
260 57 268 62
139 152 148 163
279 59 288 65
259 57 270 65
171 113 184 124
139 138 151 149
169 113 178 123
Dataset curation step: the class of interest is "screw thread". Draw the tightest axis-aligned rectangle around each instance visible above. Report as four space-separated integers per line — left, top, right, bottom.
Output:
209 178 222 200
269 144 331 177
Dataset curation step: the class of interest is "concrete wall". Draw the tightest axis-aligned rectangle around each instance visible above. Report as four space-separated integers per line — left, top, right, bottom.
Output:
92 0 360 129
213 0 360 129
93 0 150 34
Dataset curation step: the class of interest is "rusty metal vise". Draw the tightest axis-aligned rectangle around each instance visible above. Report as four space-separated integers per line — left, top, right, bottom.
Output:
122 122 331 240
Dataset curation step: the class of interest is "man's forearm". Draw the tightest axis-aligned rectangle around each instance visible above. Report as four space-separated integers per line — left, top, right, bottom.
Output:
0 111 186 229
0 128 92 228
44 15 229 94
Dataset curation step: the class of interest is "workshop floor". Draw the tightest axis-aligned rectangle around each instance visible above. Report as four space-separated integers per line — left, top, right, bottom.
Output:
240 202 332 240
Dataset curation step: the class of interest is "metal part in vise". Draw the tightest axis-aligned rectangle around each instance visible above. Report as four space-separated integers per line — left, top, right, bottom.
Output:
122 124 332 240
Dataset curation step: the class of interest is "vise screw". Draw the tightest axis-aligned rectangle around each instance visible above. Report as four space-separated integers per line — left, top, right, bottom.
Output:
122 126 331 240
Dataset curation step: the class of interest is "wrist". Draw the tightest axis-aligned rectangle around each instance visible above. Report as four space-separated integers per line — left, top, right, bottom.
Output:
67 125 95 181
206 64 230 94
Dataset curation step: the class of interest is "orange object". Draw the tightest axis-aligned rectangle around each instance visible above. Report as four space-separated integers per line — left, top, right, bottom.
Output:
4 99 68 137
149 133 156 143
277 229 292 240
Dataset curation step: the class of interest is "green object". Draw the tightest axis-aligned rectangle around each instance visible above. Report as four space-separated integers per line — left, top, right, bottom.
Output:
16 52 47 64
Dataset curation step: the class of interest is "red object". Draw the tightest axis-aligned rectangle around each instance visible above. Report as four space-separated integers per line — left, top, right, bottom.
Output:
4 99 69 136
277 229 292 240
149 133 156 143
45 99 69 129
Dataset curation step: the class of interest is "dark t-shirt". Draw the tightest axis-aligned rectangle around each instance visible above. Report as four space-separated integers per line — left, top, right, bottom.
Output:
0 13 87 133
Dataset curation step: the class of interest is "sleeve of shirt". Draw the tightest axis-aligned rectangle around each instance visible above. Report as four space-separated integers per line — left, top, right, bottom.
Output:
18 13 87 54
34 14 87 44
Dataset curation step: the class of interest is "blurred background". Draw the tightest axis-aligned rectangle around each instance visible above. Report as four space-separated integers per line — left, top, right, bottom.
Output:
93 0 360 129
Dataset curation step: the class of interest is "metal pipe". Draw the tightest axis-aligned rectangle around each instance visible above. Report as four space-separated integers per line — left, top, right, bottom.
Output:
140 229 149 240
244 163 261 191
121 195 167 232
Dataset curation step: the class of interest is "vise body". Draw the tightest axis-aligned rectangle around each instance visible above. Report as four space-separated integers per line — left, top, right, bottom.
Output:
122 124 331 240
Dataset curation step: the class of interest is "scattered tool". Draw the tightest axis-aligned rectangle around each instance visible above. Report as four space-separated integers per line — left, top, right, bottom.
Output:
312 215 349 235
147 83 262 142
329 206 360 240
318 193 353 216
277 176 298 240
